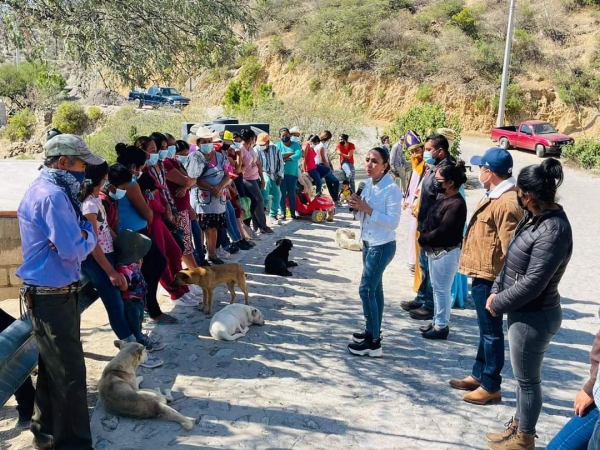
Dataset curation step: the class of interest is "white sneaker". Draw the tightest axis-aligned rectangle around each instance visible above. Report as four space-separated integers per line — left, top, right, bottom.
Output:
172 295 199 307
216 247 231 259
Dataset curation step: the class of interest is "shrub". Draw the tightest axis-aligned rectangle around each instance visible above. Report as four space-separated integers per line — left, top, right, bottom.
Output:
238 42 258 59
309 79 322 93
474 97 488 111
451 8 479 39
562 138 600 169
87 106 104 122
269 36 289 59
5 108 36 141
53 101 88 134
473 40 504 79
0 62 66 110
385 103 463 157
512 29 543 64
416 84 434 102
415 0 464 33
238 56 264 86
223 80 242 109
491 84 529 118
555 69 600 109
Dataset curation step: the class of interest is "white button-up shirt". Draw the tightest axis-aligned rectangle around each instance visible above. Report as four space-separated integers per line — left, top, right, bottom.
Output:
356 173 402 246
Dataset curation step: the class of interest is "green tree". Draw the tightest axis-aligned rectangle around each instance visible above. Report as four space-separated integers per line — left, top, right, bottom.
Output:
53 102 89 135
0 62 66 109
2 0 254 86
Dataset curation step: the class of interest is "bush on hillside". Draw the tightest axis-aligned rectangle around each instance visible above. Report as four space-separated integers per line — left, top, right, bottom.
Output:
416 84 434 102
52 101 88 134
239 56 264 86
491 84 534 120
562 138 600 169
385 103 462 157
451 8 480 39
87 106 104 123
0 62 66 110
555 68 600 109
269 36 289 59
4 108 36 141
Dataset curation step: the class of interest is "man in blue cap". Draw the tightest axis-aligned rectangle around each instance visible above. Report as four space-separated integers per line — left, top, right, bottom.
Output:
449 147 523 406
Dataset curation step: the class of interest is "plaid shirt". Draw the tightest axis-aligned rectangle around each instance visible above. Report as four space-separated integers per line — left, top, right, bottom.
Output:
256 144 284 180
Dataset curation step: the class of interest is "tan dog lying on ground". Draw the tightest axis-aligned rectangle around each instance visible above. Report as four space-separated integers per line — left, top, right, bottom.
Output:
171 264 249 315
209 304 265 341
98 340 194 431
335 228 362 251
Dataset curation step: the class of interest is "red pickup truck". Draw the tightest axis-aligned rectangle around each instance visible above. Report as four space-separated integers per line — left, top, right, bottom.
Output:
490 120 574 157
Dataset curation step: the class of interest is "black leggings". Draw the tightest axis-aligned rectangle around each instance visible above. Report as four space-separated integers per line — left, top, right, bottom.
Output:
138 228 167 319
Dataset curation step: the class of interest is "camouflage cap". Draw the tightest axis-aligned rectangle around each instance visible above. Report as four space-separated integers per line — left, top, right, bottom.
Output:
43 134 104 165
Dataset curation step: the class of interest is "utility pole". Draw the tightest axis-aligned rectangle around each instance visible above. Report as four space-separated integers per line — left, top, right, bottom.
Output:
497 0 517 127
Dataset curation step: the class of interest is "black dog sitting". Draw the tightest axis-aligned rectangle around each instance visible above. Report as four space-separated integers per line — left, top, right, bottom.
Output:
264 238 298 276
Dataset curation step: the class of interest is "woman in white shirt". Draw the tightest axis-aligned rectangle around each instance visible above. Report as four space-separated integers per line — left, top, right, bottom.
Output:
347 147 402 357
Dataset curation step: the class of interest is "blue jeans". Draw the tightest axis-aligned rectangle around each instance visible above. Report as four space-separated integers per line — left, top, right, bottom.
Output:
359 241 396 341
225 201 242 242
308 169 323 195
123 299 145 342
191 218 205 263
415 247 434 310
80 252 134 340
471 278 504 393
548 405 598 450
428 247 461 328
279 175 298 216
341 161 355 192
262 175 282 217
317 164 340 201
589 410 600 450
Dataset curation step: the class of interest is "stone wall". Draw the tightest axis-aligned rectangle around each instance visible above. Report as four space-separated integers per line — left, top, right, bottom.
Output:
0 212 22 300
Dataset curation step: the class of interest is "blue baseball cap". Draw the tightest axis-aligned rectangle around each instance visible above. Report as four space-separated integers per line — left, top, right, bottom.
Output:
470 147 513 175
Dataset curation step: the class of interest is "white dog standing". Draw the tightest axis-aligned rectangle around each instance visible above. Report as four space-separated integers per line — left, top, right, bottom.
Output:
209 304 265 341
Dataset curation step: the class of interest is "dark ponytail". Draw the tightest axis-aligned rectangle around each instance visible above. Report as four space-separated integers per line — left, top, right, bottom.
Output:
438 160 467 189
517 158 563 205
116 143 147 169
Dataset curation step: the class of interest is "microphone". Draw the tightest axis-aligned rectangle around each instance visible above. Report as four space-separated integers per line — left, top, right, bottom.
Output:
349 181 366 212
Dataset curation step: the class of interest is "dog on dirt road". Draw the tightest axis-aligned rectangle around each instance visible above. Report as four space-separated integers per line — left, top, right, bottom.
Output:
209 304 265 341
264 238 298 276
171 264 249 315
98 340 194 431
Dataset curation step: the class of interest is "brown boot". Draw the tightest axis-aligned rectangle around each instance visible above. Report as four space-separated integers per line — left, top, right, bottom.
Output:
487 429 535 450
449 375 480 391
464 387 501 405
485 417 519 443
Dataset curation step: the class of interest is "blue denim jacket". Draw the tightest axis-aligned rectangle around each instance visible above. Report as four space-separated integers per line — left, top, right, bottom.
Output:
16 170 97 287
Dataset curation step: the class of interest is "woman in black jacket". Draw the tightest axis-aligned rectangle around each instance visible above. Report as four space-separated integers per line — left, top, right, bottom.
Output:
485 158 572 450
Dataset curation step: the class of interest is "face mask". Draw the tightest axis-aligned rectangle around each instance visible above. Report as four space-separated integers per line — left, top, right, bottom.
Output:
291 136 300 143
257 145 267 151
424 151 435 165
478 169 491 189
433 180 446 193
109 188 127 200
232 142 241 149
66 170 85 184
200 144 213 155
281 136 291 144
147 154 159 165
147 191 155 201
517 194 528 210
176 155 189 165
339 140 346 145
158 150 169 160
167 145 176 158
221 143 230 151
103 180 110 189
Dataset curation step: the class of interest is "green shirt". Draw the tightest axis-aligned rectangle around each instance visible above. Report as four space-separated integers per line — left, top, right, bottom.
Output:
276 141 302 177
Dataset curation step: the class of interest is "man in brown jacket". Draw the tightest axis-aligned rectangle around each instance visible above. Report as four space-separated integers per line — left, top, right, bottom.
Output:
449 147 523 405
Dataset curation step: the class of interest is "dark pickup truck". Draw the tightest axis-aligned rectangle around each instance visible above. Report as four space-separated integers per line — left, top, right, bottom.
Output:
490 120 574 157
128 86 190 109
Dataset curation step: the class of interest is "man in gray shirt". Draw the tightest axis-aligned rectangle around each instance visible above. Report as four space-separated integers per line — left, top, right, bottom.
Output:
390 135 411 194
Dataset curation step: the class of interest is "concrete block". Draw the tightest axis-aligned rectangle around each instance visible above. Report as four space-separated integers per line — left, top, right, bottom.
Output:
0 285 21 301
0 217 21 240
0 248 23 266
0 268 8 286
8 266 22 286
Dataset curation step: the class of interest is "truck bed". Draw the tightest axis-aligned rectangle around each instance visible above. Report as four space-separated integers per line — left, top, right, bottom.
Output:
493 126 517 132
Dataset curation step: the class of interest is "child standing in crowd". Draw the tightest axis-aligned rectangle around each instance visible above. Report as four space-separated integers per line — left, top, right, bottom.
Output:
339 180 352 203
114 230 164 369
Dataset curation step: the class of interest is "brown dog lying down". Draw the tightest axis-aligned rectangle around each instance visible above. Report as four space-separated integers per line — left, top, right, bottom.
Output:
98 340 194 431
171 264 249 315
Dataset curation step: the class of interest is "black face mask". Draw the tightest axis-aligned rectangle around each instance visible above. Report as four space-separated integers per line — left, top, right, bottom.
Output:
221 143 230 151
434 180 446 193
339 140 346 145
517 195 528 210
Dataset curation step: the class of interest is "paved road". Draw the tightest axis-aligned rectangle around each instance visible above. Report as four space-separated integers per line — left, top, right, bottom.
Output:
0 160 42 211
0 138 598 449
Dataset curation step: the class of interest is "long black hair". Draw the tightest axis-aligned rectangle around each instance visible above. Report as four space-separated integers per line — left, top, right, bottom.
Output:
80 161 109 201
438 160 467 189
368 147 391 174
518 158 563 205
116 143 147 169
108 163 133 186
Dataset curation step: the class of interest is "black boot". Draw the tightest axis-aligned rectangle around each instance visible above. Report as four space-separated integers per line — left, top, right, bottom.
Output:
422 326 449 340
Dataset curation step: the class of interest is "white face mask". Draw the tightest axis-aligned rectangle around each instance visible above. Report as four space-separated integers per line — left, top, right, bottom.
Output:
479 169 491 189
291 136 300 143
257 145 267 151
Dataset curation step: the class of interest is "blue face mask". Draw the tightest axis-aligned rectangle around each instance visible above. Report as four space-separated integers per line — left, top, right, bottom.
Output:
291 136 300 143
232 142 241 149
147 154 159 165
67 170 86 184
103 180 110 189
200 144 213 155
423 151 436 165
158 150 169 160
167 145 176 158
281 136 291 144
176 155 189 165
109 188 127 201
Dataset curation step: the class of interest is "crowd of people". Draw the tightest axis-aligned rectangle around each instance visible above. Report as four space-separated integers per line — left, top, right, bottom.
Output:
3 121 596 450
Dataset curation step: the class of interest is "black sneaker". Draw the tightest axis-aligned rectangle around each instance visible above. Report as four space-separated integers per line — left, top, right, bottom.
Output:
352 330 382 344
237 240 252 251
208 257 225 265
348 338 382 357
198 259 211 267
227 242 240 254
422 326 449 340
